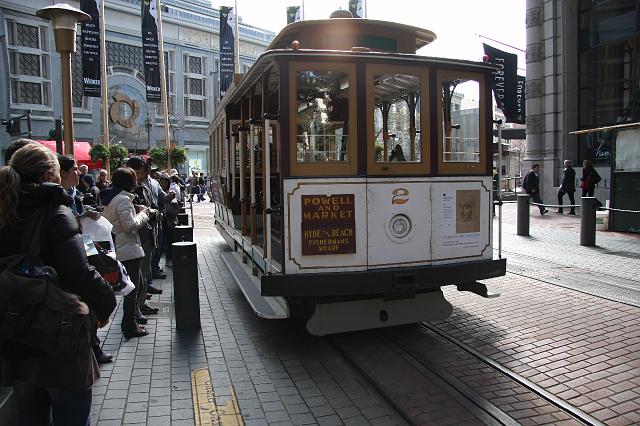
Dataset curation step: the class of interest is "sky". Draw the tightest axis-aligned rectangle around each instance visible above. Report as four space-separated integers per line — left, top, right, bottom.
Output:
212 0 526 74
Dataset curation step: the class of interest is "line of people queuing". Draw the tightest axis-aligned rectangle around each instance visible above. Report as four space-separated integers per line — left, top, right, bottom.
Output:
0 139 188 425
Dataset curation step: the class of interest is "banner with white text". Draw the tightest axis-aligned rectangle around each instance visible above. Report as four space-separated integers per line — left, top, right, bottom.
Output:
515 74 526 124
483 43 523 124
81 0 101 97
349 0 364 17
287 6 301 24
142 0 161 102
219 6 235 98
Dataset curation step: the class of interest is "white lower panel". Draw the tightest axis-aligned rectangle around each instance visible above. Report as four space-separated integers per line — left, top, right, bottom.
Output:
306 291 453 336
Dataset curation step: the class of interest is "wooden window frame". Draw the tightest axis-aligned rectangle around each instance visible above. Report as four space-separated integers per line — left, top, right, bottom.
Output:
436 69 487 175
366 63 430 175
289 61 358 176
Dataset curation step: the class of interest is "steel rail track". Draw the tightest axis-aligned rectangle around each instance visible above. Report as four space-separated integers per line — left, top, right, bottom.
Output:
330 331 520 426
420 322 606 426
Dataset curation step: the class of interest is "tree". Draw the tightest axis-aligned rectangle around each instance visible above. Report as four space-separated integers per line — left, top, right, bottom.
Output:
89 144 109 162
168 110 188 144
148 146 168 167
170 145 187 166
510 138 527 179
148 145 187 169
109 144 129 169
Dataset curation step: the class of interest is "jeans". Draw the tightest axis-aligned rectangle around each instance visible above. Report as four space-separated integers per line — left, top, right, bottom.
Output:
13 381 92 426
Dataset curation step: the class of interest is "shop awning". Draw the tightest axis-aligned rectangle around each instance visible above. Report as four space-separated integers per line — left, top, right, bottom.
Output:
570 122 640 135
36 140 103 170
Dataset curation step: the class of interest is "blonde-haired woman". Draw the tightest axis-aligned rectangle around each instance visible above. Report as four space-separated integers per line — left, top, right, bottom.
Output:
0 143 116 426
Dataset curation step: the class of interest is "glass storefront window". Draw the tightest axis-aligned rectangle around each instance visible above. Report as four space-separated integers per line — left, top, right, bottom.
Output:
579 79 640 126
579 1 638 48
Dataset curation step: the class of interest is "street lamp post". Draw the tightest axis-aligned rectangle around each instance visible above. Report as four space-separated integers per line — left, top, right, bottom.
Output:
144 114 152 151
36 3 90 157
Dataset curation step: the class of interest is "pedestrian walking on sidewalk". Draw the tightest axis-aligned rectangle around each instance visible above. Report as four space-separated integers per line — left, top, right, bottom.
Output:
523 164 548 215
580 160 603 208
557 160 576 215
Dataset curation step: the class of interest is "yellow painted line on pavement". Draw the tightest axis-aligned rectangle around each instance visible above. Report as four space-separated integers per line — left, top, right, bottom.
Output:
191 368 244 426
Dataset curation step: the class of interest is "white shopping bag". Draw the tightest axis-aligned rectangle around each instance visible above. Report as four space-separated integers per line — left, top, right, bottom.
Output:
80 216 115 251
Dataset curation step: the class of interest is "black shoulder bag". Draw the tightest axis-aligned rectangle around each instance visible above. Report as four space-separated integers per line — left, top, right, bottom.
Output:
0 208 93 361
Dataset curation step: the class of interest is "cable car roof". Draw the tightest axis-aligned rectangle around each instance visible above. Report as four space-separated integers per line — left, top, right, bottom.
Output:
267 18 437 54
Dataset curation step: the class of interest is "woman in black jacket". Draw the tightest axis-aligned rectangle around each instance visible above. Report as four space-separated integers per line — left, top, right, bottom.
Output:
581 160 601 198
0 143 116 425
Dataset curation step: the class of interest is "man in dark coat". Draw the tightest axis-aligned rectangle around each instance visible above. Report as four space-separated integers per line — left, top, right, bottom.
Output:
523 164 548 215
557 159 576 214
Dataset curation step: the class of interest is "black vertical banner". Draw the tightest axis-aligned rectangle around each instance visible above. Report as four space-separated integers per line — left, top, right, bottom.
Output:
515 75 526 124
349 0 364 18
81 0 101 97
482 43 520 123
142 0 161 103
287 6 301 24
219 6 235 98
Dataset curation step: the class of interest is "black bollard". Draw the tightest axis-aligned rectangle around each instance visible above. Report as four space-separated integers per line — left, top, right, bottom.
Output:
172 242 200 330
174 225 193 242
580 197 597 246
177 212 189 226
517 194 530 236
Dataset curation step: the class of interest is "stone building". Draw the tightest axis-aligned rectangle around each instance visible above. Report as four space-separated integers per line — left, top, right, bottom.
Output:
525 0 639 232
0 0 274 173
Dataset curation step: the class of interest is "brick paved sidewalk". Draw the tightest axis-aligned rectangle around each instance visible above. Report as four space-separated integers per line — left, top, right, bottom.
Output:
430 202 640 425
93 228 404 425
495 202 640 283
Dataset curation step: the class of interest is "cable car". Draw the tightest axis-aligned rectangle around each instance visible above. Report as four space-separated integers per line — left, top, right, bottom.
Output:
208 11 506 335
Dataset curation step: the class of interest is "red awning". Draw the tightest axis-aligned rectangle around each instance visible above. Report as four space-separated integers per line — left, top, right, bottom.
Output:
36 140 103 170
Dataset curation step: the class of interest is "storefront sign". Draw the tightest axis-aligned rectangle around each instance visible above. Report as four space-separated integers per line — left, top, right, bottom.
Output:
301 194 355 255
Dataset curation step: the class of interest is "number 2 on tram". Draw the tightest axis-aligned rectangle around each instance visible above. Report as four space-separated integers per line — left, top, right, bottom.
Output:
208 13 506 335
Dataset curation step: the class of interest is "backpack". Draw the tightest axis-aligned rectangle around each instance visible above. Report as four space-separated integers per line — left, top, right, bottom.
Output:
0 208 93 361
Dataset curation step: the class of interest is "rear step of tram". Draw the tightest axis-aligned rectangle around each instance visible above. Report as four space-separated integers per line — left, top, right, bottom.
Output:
456 282 501 298
221 251 288 319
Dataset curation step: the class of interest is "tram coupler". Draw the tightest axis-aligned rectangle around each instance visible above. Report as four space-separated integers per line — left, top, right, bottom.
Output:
456 282 500 298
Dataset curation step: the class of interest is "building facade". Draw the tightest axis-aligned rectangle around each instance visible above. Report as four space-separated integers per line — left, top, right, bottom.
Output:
526 0 639 232
0 0 274 174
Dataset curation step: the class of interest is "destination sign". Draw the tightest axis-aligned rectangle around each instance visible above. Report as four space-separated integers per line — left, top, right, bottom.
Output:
301 194 355 255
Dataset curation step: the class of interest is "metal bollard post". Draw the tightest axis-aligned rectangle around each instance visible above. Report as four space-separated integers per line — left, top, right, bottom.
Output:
177 212 189 226
172 242 201 330
174 225 193 242
517 194 530 236
580 197 597 246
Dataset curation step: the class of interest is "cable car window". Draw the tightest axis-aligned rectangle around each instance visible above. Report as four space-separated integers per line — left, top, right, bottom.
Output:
296 70 350 163
373 73 421 163
442 78 480 163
